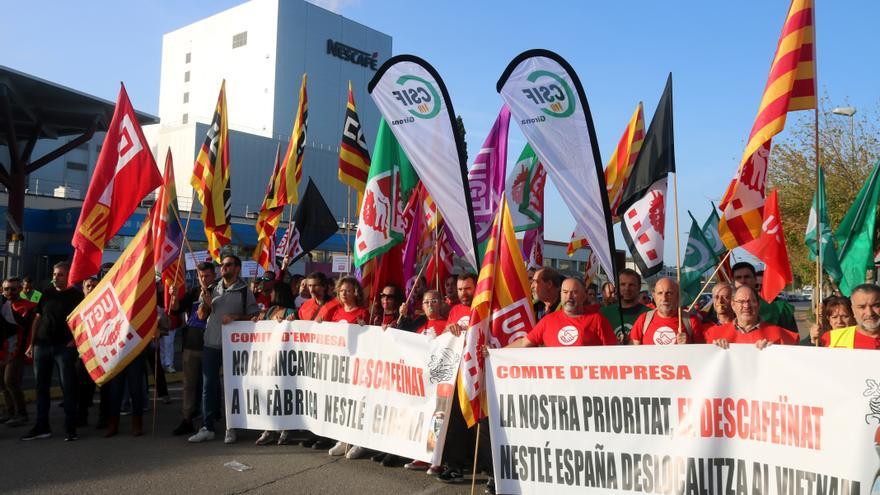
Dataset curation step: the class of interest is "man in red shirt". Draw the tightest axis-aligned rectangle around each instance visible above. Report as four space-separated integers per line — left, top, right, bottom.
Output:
444 273 476 337
417 290 447 337
630 278 703 345
705 286 798 348
508 278 617 348
296 272 335 321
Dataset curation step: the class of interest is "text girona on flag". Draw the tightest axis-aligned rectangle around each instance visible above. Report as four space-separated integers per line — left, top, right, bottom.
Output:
67 218 159 386
69 84 162 284
458 197 535 427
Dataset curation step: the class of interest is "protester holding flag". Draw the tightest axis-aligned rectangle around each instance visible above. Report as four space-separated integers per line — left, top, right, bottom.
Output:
705 282 735 326
600 268 650 343
530 268 562 322
170 261 215 437
731 262 798 333
705 286 798 348
508 278 616 348
188 255 258 445
821 285 880 349
371 285 402 327
630 278 704 345
806 296 855 346
21 262 83 442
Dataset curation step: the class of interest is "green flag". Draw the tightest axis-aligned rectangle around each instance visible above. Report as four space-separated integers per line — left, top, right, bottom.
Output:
701 204 726 258
353 119 417 267
834 161 880 295
505 143 544 232
805 167 842 284
680 211 718 305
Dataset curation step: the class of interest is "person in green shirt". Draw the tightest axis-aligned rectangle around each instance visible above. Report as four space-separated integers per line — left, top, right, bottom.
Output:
601 268 651 344
731 261 798 334
20 276 41 303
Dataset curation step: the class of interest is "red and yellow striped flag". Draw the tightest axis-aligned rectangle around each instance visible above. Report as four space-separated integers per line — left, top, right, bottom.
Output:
718 0 815 248
338 81 371 206
190 80 232 261
67 218 158 386
605 102 646 220
567 231 589 257
276 74 308 206
253 144 285 269
458 197 535 427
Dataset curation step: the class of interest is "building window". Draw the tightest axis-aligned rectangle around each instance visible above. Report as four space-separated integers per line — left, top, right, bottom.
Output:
185 52 191 64
182 113 188 124
184 71 190 83
67 162 87 171
232 31 248 49
183 92 189 103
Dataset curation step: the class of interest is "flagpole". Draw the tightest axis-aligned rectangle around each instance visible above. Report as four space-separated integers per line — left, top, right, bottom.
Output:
686 251 733 312
346 186 352 275
672 173 683 336
814 107 822 331
470 422 482 495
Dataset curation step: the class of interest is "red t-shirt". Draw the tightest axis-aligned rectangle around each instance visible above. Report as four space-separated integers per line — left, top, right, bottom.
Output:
526 310 617 347
298 298 334 321
417 318 447 337
821 329 880 349
446 304 471 330
630 311 705 345
327 305 368 324
372 313 398 326
704 322 798 345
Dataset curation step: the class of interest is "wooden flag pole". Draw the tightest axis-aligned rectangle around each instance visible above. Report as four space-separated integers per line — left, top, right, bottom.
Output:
470 421 482 495
397 259 430 326
686 251 733 312
813 106 822 333
672 173 684 336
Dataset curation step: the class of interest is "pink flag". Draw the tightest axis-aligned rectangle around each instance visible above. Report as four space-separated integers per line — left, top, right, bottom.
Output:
468 106 511 245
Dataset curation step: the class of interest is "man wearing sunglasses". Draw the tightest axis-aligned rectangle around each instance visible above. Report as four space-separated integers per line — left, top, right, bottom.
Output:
0 278 34 428
188 255 259 445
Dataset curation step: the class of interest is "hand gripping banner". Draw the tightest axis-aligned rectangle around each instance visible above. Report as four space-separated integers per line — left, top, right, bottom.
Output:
497 49 617 277
368 55 479 269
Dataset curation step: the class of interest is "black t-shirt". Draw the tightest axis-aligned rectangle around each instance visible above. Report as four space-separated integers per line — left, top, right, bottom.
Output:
179 287 206 351
34 287 84 346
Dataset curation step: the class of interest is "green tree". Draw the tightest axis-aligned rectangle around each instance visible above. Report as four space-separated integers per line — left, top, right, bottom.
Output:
768 98 880 286
456 114 468 164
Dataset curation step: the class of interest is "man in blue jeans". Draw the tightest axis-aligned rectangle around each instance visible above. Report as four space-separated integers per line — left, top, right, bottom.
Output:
21 262 84 441
188 254 258 444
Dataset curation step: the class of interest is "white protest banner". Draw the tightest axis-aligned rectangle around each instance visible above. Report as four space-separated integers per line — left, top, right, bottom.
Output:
184 250 211 270
486 345 880 495
223 321 463 463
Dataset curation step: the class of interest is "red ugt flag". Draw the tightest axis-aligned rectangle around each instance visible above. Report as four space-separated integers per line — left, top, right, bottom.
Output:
70 84 162 284
742 189 793 302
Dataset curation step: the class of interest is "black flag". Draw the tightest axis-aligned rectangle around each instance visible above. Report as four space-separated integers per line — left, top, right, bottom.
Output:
616 74 675 277
616 73 675 216
282 178 339 264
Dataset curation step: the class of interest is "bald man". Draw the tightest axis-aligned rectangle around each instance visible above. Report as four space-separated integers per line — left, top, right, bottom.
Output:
508 278 616 348
705 285 798 349
629 277 704 345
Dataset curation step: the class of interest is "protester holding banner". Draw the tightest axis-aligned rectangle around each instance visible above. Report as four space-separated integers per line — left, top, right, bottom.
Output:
319 276 367 325
370 285 401 327
170 261 213 436
630 278 704 345
22 262 83 442
444 273 477 337
443 275 458 309
703 282 735 325
822 285 880 349
188 255 259 445
508 278 616 348
600 268 649 343
296 272 334 321
416 290 447 338
805 296 855 346
731 262 798 333
530 268 562 322
705 285 798 348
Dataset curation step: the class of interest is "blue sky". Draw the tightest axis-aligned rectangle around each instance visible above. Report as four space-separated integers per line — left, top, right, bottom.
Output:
3 0 878 262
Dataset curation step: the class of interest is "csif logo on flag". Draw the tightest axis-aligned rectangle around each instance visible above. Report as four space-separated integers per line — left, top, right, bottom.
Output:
390 75 441 123
520 70 576 120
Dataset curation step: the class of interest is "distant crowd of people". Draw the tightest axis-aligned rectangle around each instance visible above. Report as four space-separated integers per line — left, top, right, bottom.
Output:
2 257 876 494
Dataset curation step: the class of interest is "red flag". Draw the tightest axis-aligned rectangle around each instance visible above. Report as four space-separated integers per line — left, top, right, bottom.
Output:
69 84 162 284
742 190 793 302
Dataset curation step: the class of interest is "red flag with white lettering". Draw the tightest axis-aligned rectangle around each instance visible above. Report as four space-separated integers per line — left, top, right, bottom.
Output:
69 84 162 284
742 189 793 302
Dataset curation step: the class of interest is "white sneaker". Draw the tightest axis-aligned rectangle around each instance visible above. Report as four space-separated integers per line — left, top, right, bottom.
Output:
345 445 368 459
224 429 237 444
277 430 290 445
188 427 215 443
328 441 348 456
255 430 276 445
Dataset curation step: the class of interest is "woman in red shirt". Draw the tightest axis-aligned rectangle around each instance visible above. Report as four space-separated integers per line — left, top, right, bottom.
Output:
318 276 367 324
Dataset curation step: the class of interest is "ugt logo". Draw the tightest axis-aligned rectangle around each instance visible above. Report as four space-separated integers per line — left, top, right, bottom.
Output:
392 75 441 119
522 70 575 118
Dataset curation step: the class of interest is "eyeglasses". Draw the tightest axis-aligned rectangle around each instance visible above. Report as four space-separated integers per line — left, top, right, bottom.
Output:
379 294 395 299
423 298 440 304
732 299 756 306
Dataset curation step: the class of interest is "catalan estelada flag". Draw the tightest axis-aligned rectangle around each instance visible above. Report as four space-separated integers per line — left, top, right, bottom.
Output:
150 149 184 310
191 80 232 261
67 218 158 386
254 145 284 269
458 196 535 427
338 81 371 206
605 102 645 221
277 74 308 206
719 0 815 249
